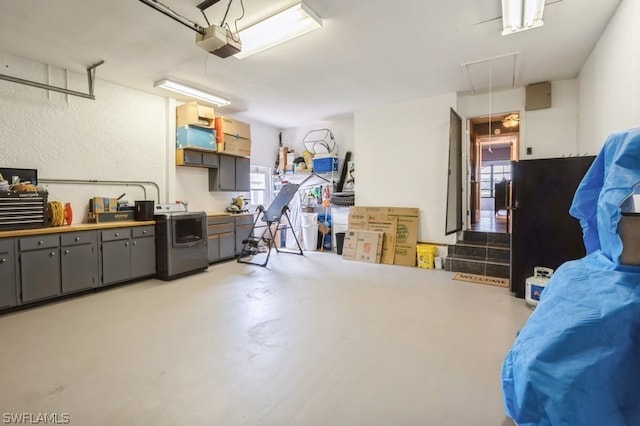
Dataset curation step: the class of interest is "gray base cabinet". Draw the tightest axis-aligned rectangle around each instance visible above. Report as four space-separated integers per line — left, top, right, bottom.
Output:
234 214 254 255
19 235 61 304
131 227 156 278
61 231 98 294
101 226 155 286
0 239 16 308
207 215 235 263
101 230 131 285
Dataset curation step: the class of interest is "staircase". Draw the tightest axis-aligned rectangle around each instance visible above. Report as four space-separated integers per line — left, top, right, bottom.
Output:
445 230 510 278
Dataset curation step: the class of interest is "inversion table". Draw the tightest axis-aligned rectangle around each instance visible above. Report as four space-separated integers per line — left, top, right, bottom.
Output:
237 183 303 267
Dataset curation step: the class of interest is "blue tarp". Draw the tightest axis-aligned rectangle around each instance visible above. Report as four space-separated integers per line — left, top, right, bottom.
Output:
501 128 640 425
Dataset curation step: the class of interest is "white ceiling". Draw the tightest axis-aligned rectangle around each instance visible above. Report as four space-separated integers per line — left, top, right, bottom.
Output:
0 0 621 128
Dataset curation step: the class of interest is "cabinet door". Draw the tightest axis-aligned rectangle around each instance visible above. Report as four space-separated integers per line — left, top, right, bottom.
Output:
219 154 236 191
219 232 236 259
21 248 61 303
235 157 250 191
102 240 131 285
235 224 253 255
208 234 220 263
131 236 156 278
61 244 97 294
0 239 16 308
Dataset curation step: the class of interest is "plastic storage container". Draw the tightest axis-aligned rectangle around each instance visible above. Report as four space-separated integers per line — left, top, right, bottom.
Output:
417 244 438 269
525 267 554 308
302 223 318 251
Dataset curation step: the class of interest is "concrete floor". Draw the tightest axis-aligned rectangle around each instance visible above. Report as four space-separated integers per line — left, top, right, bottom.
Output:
0 251 530 425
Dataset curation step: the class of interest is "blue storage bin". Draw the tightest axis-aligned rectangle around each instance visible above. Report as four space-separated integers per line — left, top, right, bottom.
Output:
176 125 216 150
313 156 338 173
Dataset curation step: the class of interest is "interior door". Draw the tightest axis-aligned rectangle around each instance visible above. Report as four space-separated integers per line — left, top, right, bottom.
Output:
445 108 463 235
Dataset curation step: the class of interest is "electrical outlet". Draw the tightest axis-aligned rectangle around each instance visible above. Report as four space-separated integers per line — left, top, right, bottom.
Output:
526 147 533 155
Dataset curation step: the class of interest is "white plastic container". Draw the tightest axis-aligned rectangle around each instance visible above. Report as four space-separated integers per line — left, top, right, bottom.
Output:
301 212 318 227
302 224 318 251
525 267 554 309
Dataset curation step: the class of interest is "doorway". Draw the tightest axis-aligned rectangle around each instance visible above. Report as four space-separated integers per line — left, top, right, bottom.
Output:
468 112 520 233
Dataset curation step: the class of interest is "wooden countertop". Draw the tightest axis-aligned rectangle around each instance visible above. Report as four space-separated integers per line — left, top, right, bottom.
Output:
0 221 155 238
206 211 254 217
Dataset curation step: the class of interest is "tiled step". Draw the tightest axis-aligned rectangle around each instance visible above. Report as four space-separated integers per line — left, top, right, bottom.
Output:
447 242 510 263
462 230 510 247
445 231 511 279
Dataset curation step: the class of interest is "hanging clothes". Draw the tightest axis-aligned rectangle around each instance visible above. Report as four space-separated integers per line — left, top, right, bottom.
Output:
502 127 640 425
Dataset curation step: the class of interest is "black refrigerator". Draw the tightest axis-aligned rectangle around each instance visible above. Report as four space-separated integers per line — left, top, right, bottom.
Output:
510 156 595 298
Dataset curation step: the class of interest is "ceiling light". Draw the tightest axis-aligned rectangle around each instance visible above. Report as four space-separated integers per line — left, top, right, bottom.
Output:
502 0 545 36
234 1 322 59
153 79 230 107
502 113 520 128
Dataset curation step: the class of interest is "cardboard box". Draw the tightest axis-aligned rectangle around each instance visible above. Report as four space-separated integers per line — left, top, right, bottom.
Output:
215 116 251 143
341 230 359 260
347 213 397 265
218 133 251 157
349 206 419 266
278 147 288 173
89 197 117 213
88 211 134 223
349 206 419 217
356 230 383 263
342 230 383 263
176 125 217 150
286 152 295 172
176 101 214 128
366 218 397 265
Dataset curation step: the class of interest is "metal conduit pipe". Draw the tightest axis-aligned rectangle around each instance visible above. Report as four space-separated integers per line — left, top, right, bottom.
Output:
38 178 162 203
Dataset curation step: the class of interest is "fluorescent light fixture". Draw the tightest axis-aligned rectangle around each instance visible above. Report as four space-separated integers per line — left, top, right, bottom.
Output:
153 79 230 107
234 1 322 59
502 0 545 36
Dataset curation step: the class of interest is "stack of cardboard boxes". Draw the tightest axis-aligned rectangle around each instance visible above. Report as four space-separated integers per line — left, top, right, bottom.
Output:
175 101 252 158
343 207 419 266
214 116 251 157
175 101 217 151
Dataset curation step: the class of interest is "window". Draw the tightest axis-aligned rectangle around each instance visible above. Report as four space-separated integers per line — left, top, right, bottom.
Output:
480 163 511 198
249 166 273 207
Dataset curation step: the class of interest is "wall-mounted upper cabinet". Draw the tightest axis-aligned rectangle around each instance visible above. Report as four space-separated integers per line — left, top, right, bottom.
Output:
208 156 250 192
176 148 219 168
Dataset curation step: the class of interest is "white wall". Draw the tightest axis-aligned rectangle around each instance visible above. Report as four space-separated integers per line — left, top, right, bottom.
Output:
354 93 457 245
280 118 354 171
0 51 280 219
578 0 640 153
457 80 580 160
0 52 166 223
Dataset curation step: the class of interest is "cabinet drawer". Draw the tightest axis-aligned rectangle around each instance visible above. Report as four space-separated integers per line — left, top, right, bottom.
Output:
19 235 59 251
183 149 202 165
207 215 232 225
61 231 96 246
132 226 155 238
101 228 131 242
202 152 219 167
234 214 254 226
208 223 234 235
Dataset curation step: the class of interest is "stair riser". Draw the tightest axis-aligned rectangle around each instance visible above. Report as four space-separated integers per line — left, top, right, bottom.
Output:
462 231 510 246
448 246 510 262
445 258 510 279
